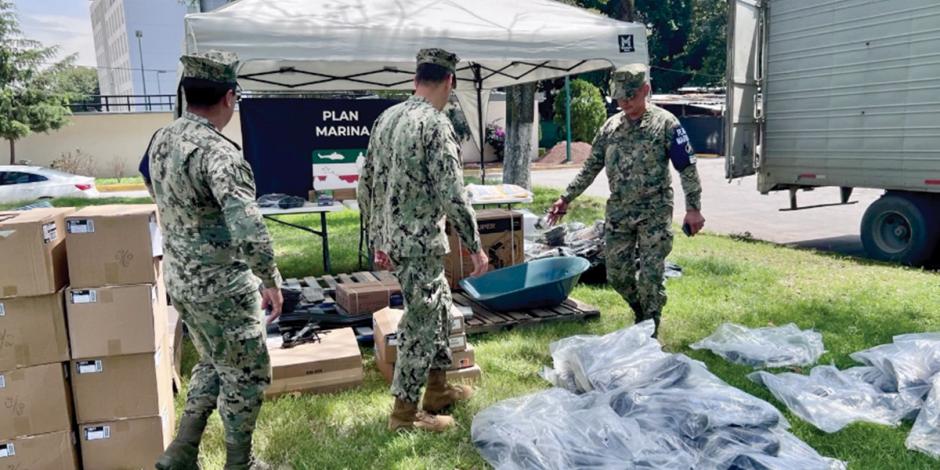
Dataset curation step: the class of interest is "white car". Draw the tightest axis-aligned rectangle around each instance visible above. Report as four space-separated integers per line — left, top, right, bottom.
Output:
0 166 99 203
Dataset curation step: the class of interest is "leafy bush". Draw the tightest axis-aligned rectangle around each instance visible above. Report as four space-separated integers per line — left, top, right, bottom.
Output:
485 124 506 161
552 79 607 143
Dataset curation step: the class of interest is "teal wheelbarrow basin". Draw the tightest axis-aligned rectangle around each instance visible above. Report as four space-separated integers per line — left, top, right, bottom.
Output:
459 257 591 312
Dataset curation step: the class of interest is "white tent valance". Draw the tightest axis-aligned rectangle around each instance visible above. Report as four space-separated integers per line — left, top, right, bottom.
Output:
184 0 649 175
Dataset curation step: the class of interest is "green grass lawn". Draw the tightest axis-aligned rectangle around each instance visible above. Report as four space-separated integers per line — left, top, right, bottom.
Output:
6 189 940 468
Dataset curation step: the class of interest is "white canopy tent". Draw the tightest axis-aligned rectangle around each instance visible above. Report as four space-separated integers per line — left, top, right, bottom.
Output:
183 0 649 177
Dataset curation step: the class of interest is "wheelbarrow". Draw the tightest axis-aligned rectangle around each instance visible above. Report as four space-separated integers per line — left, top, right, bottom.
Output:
459 257 591 312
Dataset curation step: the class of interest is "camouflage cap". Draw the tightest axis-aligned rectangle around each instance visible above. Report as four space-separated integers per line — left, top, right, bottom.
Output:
610 64 649 100
180 50 239 85
416 48 459 74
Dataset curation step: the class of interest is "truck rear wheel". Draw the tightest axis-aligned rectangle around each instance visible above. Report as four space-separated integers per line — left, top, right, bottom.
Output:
861 192 939 266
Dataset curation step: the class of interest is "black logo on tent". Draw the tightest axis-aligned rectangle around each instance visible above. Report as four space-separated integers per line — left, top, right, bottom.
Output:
619 35 635 53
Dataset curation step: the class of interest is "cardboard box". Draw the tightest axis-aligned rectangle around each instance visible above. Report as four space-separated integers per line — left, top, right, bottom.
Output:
70 345 172 424
65 205 163 288
373 307 467 362
0 430 79 470
373 308 403 365
445 209 523 289
448 334 468 353
449 305 466 335
0 363 72 441
266 327 363 398
79 405 174 470
168 305 183 392
337 282 401 315
446 364 483 383
310 188 356 202
0 290 70 370
66 282 168 360
375 348 395 383
450 344 476 370
376 353 482 385
0 208 73 298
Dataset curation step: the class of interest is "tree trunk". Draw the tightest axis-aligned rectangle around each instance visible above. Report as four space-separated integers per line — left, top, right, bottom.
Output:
613 0 636 22
8 139 14 165
502 82 537 189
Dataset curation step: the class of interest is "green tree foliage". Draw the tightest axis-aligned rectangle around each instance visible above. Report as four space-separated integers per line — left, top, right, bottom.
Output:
0 0 71 164
560 0 727 92
553 79 607 143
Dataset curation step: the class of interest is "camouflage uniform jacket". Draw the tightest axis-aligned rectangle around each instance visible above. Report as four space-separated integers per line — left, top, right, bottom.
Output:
358 95 481 258
562 104 702 219
149 112 282 300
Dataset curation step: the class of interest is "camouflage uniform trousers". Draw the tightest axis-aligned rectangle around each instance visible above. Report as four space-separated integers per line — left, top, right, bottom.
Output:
173 289 271 445
390 255 454 404
605 207 674 322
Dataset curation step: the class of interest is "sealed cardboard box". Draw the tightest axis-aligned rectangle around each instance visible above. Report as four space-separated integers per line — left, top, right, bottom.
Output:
373 308 403 364
71 345 172 424
0 430 79 470
0 208 73 298
337 282 401 315
450 344 476 370
65 205 163 288
311 188 356 201
79 404 174 470
445 209 523 289
67 282 168 360
375 349 395 383
374 307 467 362
0 290 70 370
266 327 363 398
377 354 482 385
0 363 72 441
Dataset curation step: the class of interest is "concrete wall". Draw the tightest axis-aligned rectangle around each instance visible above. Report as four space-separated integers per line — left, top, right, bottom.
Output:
1 97 537 177
0 112 242 178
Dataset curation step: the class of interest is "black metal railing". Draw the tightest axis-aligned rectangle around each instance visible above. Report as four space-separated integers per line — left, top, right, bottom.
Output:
69 95 177 113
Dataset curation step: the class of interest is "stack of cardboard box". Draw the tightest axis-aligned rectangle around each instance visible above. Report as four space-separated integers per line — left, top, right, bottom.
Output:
64 205 174 469
373 307 482 384
0 208 80 468
335 278 401 315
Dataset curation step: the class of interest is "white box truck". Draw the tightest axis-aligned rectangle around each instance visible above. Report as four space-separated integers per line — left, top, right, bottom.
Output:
726 0 940 265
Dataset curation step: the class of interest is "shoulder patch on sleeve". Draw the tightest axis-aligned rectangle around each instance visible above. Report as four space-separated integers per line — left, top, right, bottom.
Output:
669 125 696 171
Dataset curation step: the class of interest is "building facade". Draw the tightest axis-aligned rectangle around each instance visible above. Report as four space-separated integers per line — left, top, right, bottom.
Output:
89 0 191 100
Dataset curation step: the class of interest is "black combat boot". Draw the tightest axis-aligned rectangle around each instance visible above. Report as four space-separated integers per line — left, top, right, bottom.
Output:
224 440 271 470
155 415 208 469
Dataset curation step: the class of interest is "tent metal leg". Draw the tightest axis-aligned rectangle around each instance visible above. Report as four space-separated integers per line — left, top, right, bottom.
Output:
473 64 486 184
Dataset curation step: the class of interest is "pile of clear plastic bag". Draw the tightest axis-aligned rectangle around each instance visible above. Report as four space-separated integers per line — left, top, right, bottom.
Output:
472 321 846 469
749 332 940 458
691 323 826 368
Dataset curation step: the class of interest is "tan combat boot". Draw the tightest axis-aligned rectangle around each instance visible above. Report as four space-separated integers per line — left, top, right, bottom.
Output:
388 398 455 432
422 369 474 414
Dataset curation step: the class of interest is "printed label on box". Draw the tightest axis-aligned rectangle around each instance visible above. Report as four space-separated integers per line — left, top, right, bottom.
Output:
85 426 111 441
0 303 5 317
155 349 161 367
77 360 103 374
449 336 466 349
387 335 399 347
71 289 98 304
67 219 94 234
42 222 57 244
451 318 461 330
0 375 6 389
0 443 13 458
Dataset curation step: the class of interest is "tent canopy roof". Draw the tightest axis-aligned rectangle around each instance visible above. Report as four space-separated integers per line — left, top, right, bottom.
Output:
184 0 649 91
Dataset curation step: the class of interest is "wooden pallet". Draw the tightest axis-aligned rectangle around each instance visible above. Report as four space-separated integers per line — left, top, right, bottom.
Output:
283 271 601 334
452 293 600 335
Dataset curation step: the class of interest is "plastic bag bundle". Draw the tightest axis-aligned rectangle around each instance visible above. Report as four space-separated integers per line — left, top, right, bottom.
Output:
474 322 845 469
907 374 940 459
691 323 825 368
749 366 922 433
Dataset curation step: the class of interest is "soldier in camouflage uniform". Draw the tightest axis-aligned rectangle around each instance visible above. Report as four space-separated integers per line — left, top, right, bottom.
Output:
358 48 489 433
148 51 283 470
548 64 705 338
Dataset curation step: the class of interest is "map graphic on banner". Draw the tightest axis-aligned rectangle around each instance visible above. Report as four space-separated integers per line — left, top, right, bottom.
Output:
312 149 366 190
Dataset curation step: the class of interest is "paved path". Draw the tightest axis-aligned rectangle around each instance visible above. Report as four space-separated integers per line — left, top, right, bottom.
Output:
531 158 883 258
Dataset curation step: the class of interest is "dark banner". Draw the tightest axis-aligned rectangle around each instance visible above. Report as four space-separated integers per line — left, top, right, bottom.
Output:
239 97 400 198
